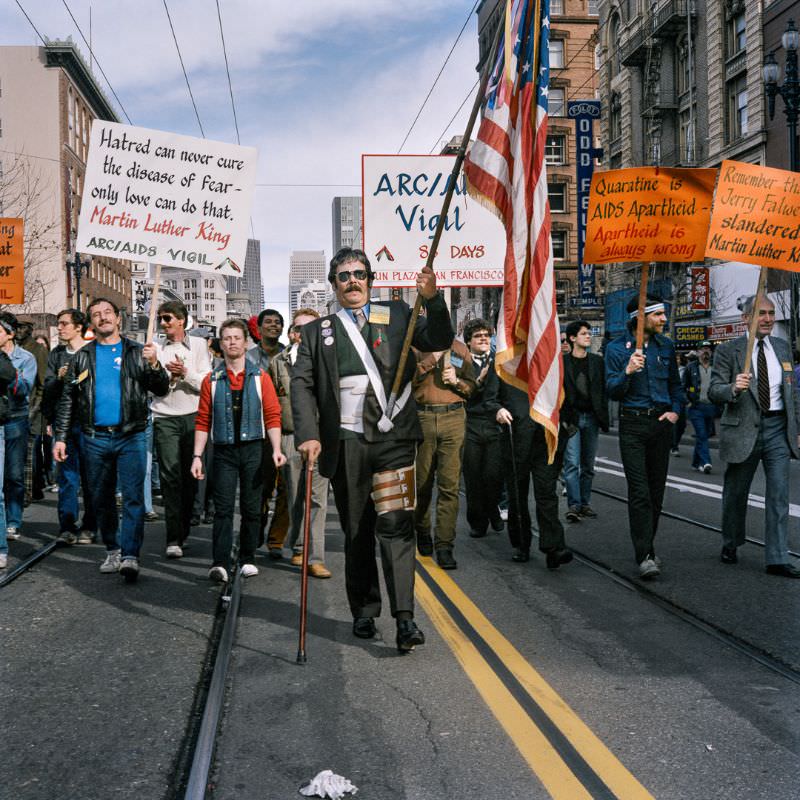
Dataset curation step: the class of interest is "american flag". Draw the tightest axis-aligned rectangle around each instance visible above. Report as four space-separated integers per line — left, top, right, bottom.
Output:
464 0 561 461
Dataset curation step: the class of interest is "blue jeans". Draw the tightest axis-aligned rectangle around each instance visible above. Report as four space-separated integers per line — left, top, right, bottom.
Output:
4 417 29 530
688 402 716 467
83 430 147 558
0 429 7 554
57 426 97 533
563 412 600 509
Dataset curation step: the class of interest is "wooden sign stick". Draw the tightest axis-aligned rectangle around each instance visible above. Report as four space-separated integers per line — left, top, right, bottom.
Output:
146 263 162 344
634 262 650 352
743 266 768 375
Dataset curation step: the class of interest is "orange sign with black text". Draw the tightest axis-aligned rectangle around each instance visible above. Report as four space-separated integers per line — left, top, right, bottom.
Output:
705 160 800 271
0 218 24 303
584 167 717 265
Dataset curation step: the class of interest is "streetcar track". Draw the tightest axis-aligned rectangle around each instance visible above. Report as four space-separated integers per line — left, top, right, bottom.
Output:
0 536 60 588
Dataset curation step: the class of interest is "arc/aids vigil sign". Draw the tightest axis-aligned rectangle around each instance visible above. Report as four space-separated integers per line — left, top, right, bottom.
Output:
0 219 23 303
362 155 506 288
76 122 257 274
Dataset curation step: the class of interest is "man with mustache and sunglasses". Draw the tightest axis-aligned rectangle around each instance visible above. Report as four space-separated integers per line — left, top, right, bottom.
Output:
292 247 454 653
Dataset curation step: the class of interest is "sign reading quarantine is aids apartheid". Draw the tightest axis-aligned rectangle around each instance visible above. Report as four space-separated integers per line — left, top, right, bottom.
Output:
362 155 506 287
76 122 257 275
0 219 24 303
705 160 800 270
584 167 717 264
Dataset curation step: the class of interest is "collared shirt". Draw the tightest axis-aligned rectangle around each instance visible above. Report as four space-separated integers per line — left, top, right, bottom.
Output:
344 304 370 326
151 335 212 417
750 334 784 411
605 332 685 414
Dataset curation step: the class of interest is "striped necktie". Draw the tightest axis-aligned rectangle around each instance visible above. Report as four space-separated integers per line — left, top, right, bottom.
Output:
354 308 367 331
757 339 771 413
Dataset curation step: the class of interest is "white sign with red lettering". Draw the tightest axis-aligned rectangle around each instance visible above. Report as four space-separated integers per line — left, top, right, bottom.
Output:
362 154 505 288
76 121 257 275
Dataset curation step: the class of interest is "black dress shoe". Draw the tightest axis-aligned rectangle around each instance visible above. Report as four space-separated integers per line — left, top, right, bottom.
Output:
352 617 376 639
469 528 487 538
416 535 434 556
765 563 800 578
720 546 738 564
546 548 574 570
489 516 504 533
396 619 425 652
511 548 529 562
189 515 201 527
435 548 457 570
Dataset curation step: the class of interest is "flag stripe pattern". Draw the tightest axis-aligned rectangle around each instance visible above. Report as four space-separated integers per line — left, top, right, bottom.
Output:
464 0 561 461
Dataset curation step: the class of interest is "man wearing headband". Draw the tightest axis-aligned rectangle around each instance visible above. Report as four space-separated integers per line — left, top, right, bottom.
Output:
605 294 684 579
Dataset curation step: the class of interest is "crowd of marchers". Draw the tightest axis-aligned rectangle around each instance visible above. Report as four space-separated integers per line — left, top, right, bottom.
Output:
0 249 796 652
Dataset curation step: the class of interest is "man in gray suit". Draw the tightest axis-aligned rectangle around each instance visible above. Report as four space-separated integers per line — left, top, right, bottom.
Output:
709 294 800 577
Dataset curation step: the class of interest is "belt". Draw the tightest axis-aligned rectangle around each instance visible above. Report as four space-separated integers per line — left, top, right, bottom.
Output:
620 406 670 418
761 409 785 418
94 425 121 434
420 402 465 413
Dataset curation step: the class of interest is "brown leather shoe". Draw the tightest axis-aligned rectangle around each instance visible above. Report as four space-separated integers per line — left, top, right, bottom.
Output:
289 553 303 566
308 563 332 579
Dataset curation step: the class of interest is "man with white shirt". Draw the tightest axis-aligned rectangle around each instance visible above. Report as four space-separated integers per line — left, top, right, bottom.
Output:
152 301 211 558
709 294 800 577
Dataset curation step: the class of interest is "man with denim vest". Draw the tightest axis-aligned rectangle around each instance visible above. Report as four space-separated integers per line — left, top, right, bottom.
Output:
605 294 684 579
192 318 285 582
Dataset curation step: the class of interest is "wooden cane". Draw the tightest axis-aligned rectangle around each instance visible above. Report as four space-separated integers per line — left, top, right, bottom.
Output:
743 267 768 375
296 459 314 664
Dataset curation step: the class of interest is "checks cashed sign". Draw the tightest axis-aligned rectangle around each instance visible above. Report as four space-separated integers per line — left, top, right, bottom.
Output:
76 122 257 275
362 155 506 288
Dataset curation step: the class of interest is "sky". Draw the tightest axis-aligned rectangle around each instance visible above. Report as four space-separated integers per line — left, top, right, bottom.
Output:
0 0 482 322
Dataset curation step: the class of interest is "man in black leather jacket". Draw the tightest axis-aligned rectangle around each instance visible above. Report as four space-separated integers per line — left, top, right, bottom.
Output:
53 298 169 582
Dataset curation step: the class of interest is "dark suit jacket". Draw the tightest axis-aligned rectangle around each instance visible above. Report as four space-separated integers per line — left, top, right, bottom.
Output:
291 295 454 478
709 334 800 463
561 352 609 431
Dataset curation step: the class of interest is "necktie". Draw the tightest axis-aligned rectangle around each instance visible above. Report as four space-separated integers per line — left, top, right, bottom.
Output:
354 308 367 331
757 339 771 413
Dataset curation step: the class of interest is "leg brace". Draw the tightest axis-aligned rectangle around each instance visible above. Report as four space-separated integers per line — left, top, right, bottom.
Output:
371 465 416 515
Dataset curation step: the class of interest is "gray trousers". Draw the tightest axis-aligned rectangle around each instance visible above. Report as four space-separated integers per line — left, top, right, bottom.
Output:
282 433 328 564
721 414 790 566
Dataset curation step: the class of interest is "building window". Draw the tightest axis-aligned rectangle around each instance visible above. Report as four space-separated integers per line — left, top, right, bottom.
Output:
467 287 476 300
679 108 696 162
548 88 565 117
727 12 746 58
594 44 602 71
545 134 567 165
550 39 564 69
676 37 694 95
551 230 568 260
726 75 748 141
588 0 599 15
548 182 567 212
609 15 621 76
610 92 622 141
551 0 564 14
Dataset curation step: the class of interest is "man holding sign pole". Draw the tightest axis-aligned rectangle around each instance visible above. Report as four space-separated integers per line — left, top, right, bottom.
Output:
709 294 800 577
605 294 685 579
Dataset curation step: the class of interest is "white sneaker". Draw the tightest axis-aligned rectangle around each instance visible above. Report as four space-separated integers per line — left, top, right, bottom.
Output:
240 563 259 578
639 558 660 579
165 545 183 559
119 557 140 580
702 464 712 474
208 565 228 583
0 553 7 569
6 527 19 540
100 550 122 573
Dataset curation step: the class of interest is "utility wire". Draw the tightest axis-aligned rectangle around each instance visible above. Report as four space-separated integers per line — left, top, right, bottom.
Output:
429 78 479 154
215 0 241 145
162 0 206 137
14 0 47 46
61 0 133 123
397 0 481 153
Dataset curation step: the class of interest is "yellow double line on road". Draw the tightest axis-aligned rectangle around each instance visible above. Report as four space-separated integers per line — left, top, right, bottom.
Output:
415 556 654 800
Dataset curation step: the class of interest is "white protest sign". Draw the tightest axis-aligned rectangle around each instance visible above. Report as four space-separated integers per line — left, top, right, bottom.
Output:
362 155 505 288
76 121 257 276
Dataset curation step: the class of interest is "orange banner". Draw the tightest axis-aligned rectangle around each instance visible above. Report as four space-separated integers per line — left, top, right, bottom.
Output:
0 218 24 303
705 160 800 271
584 167 716 265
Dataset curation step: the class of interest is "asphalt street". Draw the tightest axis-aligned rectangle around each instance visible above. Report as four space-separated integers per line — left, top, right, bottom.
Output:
2 429 799 800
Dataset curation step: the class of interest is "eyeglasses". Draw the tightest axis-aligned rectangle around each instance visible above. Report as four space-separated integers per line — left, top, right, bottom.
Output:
336 269 368 283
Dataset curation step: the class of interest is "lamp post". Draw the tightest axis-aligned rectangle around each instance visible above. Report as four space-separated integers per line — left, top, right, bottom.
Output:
66 250 90 312
764 18 800 347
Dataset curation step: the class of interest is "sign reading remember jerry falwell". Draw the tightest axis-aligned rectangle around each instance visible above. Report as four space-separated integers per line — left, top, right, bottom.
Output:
76 121 257 275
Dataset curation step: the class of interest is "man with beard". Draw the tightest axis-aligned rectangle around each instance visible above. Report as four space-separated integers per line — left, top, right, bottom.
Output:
292 248 453 652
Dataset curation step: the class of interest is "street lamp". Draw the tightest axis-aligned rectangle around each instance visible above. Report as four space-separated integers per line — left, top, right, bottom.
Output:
66 250 90 312
763 18 800 172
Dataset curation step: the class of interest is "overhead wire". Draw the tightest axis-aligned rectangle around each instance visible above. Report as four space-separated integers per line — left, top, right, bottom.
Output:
61 0 133 123
397 0 481 153
162 0 206 137
14 0 47 46
215 0 241 145
429 78 479 154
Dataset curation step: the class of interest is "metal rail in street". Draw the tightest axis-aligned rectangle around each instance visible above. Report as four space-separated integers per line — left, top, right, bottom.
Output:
0 537 59 588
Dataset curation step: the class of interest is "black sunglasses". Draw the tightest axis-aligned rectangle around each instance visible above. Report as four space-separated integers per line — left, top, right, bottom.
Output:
158 314 175 323
336 269 368 283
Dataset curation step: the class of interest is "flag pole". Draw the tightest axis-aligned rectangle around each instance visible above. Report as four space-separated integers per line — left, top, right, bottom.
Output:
634 262 650 352
743 267 768 374
384 15 506 422
146 263 162 343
